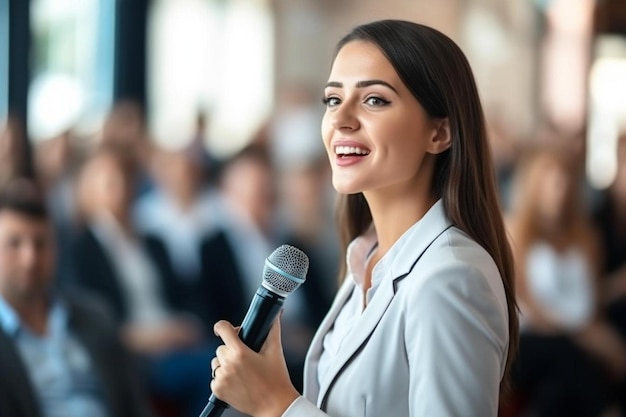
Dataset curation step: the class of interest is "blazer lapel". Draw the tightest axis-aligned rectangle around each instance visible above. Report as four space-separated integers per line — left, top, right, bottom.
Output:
315 273 396 407
303 276 355 402
315 200 453 408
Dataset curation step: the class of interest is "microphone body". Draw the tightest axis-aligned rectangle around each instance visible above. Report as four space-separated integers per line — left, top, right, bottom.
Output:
199 245 308 417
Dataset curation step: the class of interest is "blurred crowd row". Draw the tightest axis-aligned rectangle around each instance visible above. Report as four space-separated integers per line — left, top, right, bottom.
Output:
2 94 626 417
0 97 340 417
504 133 626 417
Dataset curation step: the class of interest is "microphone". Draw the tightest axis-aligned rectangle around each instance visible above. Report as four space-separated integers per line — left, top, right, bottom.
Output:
199 244 309 417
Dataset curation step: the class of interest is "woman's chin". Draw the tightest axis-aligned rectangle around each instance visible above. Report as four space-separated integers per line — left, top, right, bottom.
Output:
332 181 361 195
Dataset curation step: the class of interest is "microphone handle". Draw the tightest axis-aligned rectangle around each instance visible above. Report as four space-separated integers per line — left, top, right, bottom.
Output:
199 287 286 417
198 397 227 417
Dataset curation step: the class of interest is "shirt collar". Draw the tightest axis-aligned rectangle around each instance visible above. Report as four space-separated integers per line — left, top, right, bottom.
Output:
0 293 67 339
0 294 21 337
345 199 452 287
346 226 378 289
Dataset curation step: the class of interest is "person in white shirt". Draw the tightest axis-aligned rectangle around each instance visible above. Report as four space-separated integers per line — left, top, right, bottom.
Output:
70 148 217 417
508 149 626 417
208 19 518 417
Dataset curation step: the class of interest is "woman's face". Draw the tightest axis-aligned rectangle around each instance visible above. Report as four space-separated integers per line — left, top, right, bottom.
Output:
321 40 442 196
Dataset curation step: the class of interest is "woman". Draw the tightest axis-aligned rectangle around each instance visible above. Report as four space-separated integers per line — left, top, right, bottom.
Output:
508 149 626 417
209 20 518 417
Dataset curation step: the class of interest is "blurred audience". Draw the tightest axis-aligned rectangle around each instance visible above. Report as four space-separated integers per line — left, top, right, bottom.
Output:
0 115 31 188
33 129 87 286
275 153 338 327
96 99 155 197
188 109 223 180
275 157 338 393
485 111 520 212
507 149 626 417
0 178 154 417
200 145 279 328
134 145 221 332
200 144 334 393
68 147 215 417
594 134 626 343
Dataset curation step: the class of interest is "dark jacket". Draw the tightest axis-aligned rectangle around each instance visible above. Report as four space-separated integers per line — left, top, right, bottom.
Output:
200 229 335 330
0 290 154 417
68 226 180 324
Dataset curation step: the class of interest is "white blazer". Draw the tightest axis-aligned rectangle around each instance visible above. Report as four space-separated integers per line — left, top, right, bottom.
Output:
283 200 509 417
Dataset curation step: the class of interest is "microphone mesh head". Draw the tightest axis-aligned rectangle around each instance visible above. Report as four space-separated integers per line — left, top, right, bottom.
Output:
263 244 309 295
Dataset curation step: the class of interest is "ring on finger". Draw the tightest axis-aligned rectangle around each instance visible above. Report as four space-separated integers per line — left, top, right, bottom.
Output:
211 363 221 379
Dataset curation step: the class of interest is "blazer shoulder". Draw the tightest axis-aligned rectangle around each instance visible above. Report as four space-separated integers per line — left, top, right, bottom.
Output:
422 227 501 285
401 226 508 320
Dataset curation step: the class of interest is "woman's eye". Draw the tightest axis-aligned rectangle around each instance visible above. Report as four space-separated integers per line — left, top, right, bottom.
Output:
365 96 390 107
322 96 341 107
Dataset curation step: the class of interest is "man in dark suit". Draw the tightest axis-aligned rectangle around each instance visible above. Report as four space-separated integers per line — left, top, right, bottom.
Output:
0 179 154 417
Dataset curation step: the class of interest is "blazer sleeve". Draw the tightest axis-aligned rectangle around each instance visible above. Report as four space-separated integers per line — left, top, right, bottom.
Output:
282 396 328 417
406 264 508 417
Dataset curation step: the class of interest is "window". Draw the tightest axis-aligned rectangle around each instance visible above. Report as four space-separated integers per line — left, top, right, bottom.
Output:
587 35 626 189
28 0 115 142
148 0 274 155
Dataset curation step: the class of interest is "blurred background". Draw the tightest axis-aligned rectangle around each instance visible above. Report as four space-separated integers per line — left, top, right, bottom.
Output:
1 1 626 417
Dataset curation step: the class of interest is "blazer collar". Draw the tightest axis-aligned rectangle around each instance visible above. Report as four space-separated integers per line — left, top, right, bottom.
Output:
304 199 453 407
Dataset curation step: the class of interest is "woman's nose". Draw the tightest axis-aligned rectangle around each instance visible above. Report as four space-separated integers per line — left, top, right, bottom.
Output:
331 103 360 132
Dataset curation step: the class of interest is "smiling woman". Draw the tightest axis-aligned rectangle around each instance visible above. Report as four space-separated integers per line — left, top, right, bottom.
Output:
206 19 518 417
321 40 447 199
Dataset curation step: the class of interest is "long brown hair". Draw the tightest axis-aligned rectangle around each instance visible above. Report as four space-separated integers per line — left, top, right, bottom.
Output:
332 20 518 396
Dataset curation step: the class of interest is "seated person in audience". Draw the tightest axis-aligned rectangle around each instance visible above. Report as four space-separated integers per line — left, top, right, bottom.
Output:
0 179 154 417
68 147 216 417
507 149 626 417
133 145 222 332
201 145 333 393
201 145 278 327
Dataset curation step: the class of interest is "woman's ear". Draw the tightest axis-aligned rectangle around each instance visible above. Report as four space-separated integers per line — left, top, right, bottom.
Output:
427 118 451 155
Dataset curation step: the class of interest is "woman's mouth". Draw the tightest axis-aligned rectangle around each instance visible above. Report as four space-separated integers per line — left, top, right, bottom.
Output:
335 145 371 157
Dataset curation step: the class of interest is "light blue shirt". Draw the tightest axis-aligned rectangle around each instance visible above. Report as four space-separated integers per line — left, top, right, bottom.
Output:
0 294 109 417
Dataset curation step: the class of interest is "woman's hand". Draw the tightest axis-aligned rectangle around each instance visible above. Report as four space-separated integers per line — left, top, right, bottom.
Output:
211 318 300 417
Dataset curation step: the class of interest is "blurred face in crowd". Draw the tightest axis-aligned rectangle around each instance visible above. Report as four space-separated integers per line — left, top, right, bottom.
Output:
222 157 275 233
321 40 445 197
102 100 145 146
153 150 203 206
534 158 571 226
0 210 55 304
80 153 132 220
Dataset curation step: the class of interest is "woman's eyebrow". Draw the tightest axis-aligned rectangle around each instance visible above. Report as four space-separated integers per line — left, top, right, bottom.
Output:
325 79 398 94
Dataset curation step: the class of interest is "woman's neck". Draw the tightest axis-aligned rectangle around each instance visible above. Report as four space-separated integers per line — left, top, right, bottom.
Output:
364 187 437 256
